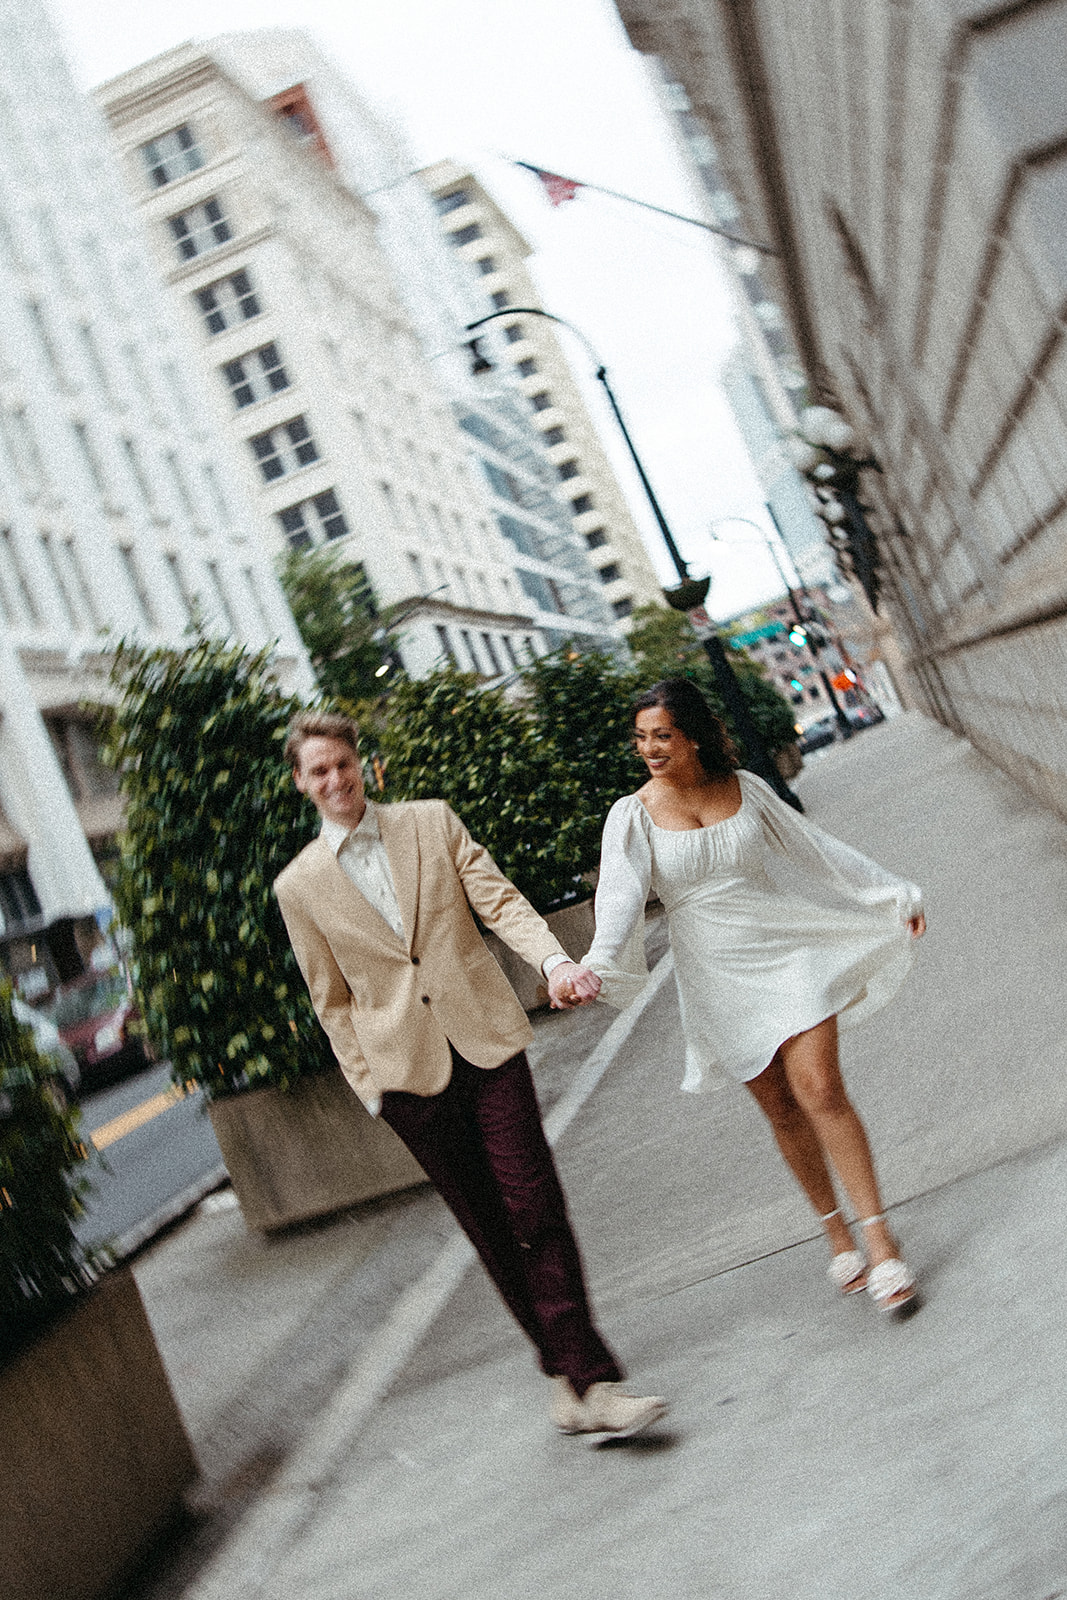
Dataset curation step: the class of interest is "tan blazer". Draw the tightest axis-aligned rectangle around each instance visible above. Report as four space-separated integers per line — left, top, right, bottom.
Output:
274 799 568 1107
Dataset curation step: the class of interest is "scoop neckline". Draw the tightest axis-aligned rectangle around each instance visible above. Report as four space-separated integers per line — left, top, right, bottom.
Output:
634 784 745 833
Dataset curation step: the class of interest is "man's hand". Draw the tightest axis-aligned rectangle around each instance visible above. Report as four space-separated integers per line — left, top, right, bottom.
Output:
548 961 602 1010
908 913 926 938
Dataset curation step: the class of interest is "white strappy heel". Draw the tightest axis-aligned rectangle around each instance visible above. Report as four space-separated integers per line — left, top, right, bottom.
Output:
859 1214 919 1317
821 1208 867 1295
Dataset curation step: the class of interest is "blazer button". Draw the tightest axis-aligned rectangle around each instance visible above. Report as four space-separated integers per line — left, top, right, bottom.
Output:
421 994 430 1004
411 956 420 965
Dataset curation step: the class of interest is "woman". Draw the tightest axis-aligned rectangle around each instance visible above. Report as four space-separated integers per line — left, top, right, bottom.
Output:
583 679 926 1316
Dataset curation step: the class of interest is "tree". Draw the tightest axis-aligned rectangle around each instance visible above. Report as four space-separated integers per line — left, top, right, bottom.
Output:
1 980 97 1360
104 638 334 1100
377 666 590 912
521 647 642 859
278 546 397 710
627 604 797 759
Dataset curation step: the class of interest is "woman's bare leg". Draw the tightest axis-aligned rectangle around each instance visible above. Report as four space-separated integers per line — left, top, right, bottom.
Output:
773 1017 908 1297
744 1046 862 1268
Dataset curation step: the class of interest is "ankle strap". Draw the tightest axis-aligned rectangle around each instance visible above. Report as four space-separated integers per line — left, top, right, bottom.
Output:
819 1207 841 1223
859 1213 887 1227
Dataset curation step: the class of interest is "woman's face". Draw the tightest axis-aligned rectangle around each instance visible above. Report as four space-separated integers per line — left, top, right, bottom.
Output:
634 706 702 782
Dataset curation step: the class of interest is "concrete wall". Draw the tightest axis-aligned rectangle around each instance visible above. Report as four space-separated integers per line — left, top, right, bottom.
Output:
615 0 1067 817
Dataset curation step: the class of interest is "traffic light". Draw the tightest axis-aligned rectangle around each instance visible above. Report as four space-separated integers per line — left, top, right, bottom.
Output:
788 624 807 648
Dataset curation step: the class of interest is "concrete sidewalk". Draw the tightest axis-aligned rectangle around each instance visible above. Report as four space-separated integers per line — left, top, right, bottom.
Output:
126 713 1067 1600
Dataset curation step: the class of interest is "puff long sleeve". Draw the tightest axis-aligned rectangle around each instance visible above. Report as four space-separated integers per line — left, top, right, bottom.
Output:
743 772 923 921
582 796 654 1009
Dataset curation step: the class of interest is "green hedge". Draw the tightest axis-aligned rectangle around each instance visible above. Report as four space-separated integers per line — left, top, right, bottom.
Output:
105 638 334 1101
376 666 592 913
0 981 97 1364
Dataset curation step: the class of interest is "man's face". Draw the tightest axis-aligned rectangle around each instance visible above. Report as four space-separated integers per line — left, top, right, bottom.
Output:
292 735 366 829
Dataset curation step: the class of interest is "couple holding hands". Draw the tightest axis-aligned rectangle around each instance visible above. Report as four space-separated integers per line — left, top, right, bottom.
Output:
275 678 925 1446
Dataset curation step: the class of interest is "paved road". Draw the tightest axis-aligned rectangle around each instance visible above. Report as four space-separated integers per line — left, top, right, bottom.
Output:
76 1063 223 1253
125 712 1067 1600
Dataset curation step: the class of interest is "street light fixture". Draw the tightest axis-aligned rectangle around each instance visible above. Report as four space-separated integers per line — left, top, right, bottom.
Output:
466 306 803 809
789 406 884 614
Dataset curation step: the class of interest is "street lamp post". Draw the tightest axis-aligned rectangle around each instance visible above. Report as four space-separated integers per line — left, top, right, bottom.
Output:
466 307 803 810
710 511 853 739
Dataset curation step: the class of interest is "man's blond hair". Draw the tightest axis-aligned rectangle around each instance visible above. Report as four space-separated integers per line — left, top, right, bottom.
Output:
284 710 360 767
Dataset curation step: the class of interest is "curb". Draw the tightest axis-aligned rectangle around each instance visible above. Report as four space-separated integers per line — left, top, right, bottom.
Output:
111 1164 230 1264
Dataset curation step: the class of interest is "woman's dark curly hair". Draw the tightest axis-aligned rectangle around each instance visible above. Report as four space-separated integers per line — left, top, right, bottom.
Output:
632 679 738 779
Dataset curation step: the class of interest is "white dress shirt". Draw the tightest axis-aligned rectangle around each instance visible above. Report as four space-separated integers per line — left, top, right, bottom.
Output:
321 802 404 939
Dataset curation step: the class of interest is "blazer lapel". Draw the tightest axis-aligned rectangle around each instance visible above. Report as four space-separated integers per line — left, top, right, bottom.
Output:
378 805 420 952
306 835 404 946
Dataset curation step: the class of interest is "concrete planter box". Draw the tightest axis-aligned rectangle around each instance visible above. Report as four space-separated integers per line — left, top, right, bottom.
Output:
484 897 597 1011
209 1068 427 1232
1 1265 196 1600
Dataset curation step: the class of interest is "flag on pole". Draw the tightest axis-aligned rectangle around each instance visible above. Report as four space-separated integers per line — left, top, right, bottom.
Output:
532 168 582 206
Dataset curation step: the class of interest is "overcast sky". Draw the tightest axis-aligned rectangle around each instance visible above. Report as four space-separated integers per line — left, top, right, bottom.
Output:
47 0 790 616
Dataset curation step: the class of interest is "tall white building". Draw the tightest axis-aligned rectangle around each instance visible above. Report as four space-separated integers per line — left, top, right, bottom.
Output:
96 39 626 680
0 3 308 988
208 31 626 658
419 160 667 629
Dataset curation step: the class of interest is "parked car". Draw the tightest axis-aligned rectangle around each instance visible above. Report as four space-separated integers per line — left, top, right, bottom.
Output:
40 967 150 1088
845 703 885 730
11 994 81 1106
797 715 839 754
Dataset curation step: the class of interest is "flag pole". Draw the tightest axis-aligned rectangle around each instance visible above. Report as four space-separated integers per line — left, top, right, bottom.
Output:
513 160 779 256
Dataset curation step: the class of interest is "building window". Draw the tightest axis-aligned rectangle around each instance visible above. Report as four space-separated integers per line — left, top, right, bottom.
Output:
0 528 41 623
168 197 232 262
70 420 108 496
480 632 503 674
78 323 112 397
612 597 634 619
475 255 496 275
195 269 261 335
122 437 157 508
530 390 552 412
516 357 537 378
571 493 594 515
276 489 349 548
205 561 237 633
598 562 621 583
248 416 318 481
435 624 456 665
501 636 520 670
491 289 511 309
38 535 76 626
557 458 579 481
118 544 157 626
221 342 290 408
584 527 608 550
435 189 471 214
458 629 482 672
27 301 68 385
504 324 524 344
62 538 101 627
407 551 426 588
542 425 565 446
141 124 204 188
46 714 120 803
448 222 483 246
164 552 195 619
0 867 41 930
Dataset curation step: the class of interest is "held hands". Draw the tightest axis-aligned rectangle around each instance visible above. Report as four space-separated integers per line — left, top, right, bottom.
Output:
548 961 602 1010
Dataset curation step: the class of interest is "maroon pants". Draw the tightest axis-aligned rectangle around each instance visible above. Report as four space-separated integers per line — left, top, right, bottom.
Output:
380 1048 622 1397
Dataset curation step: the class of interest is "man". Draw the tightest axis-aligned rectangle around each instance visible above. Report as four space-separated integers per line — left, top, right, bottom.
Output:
274 710 666 1443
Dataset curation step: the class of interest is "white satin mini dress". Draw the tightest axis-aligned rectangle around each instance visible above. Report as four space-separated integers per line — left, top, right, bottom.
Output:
583 770 923 1091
